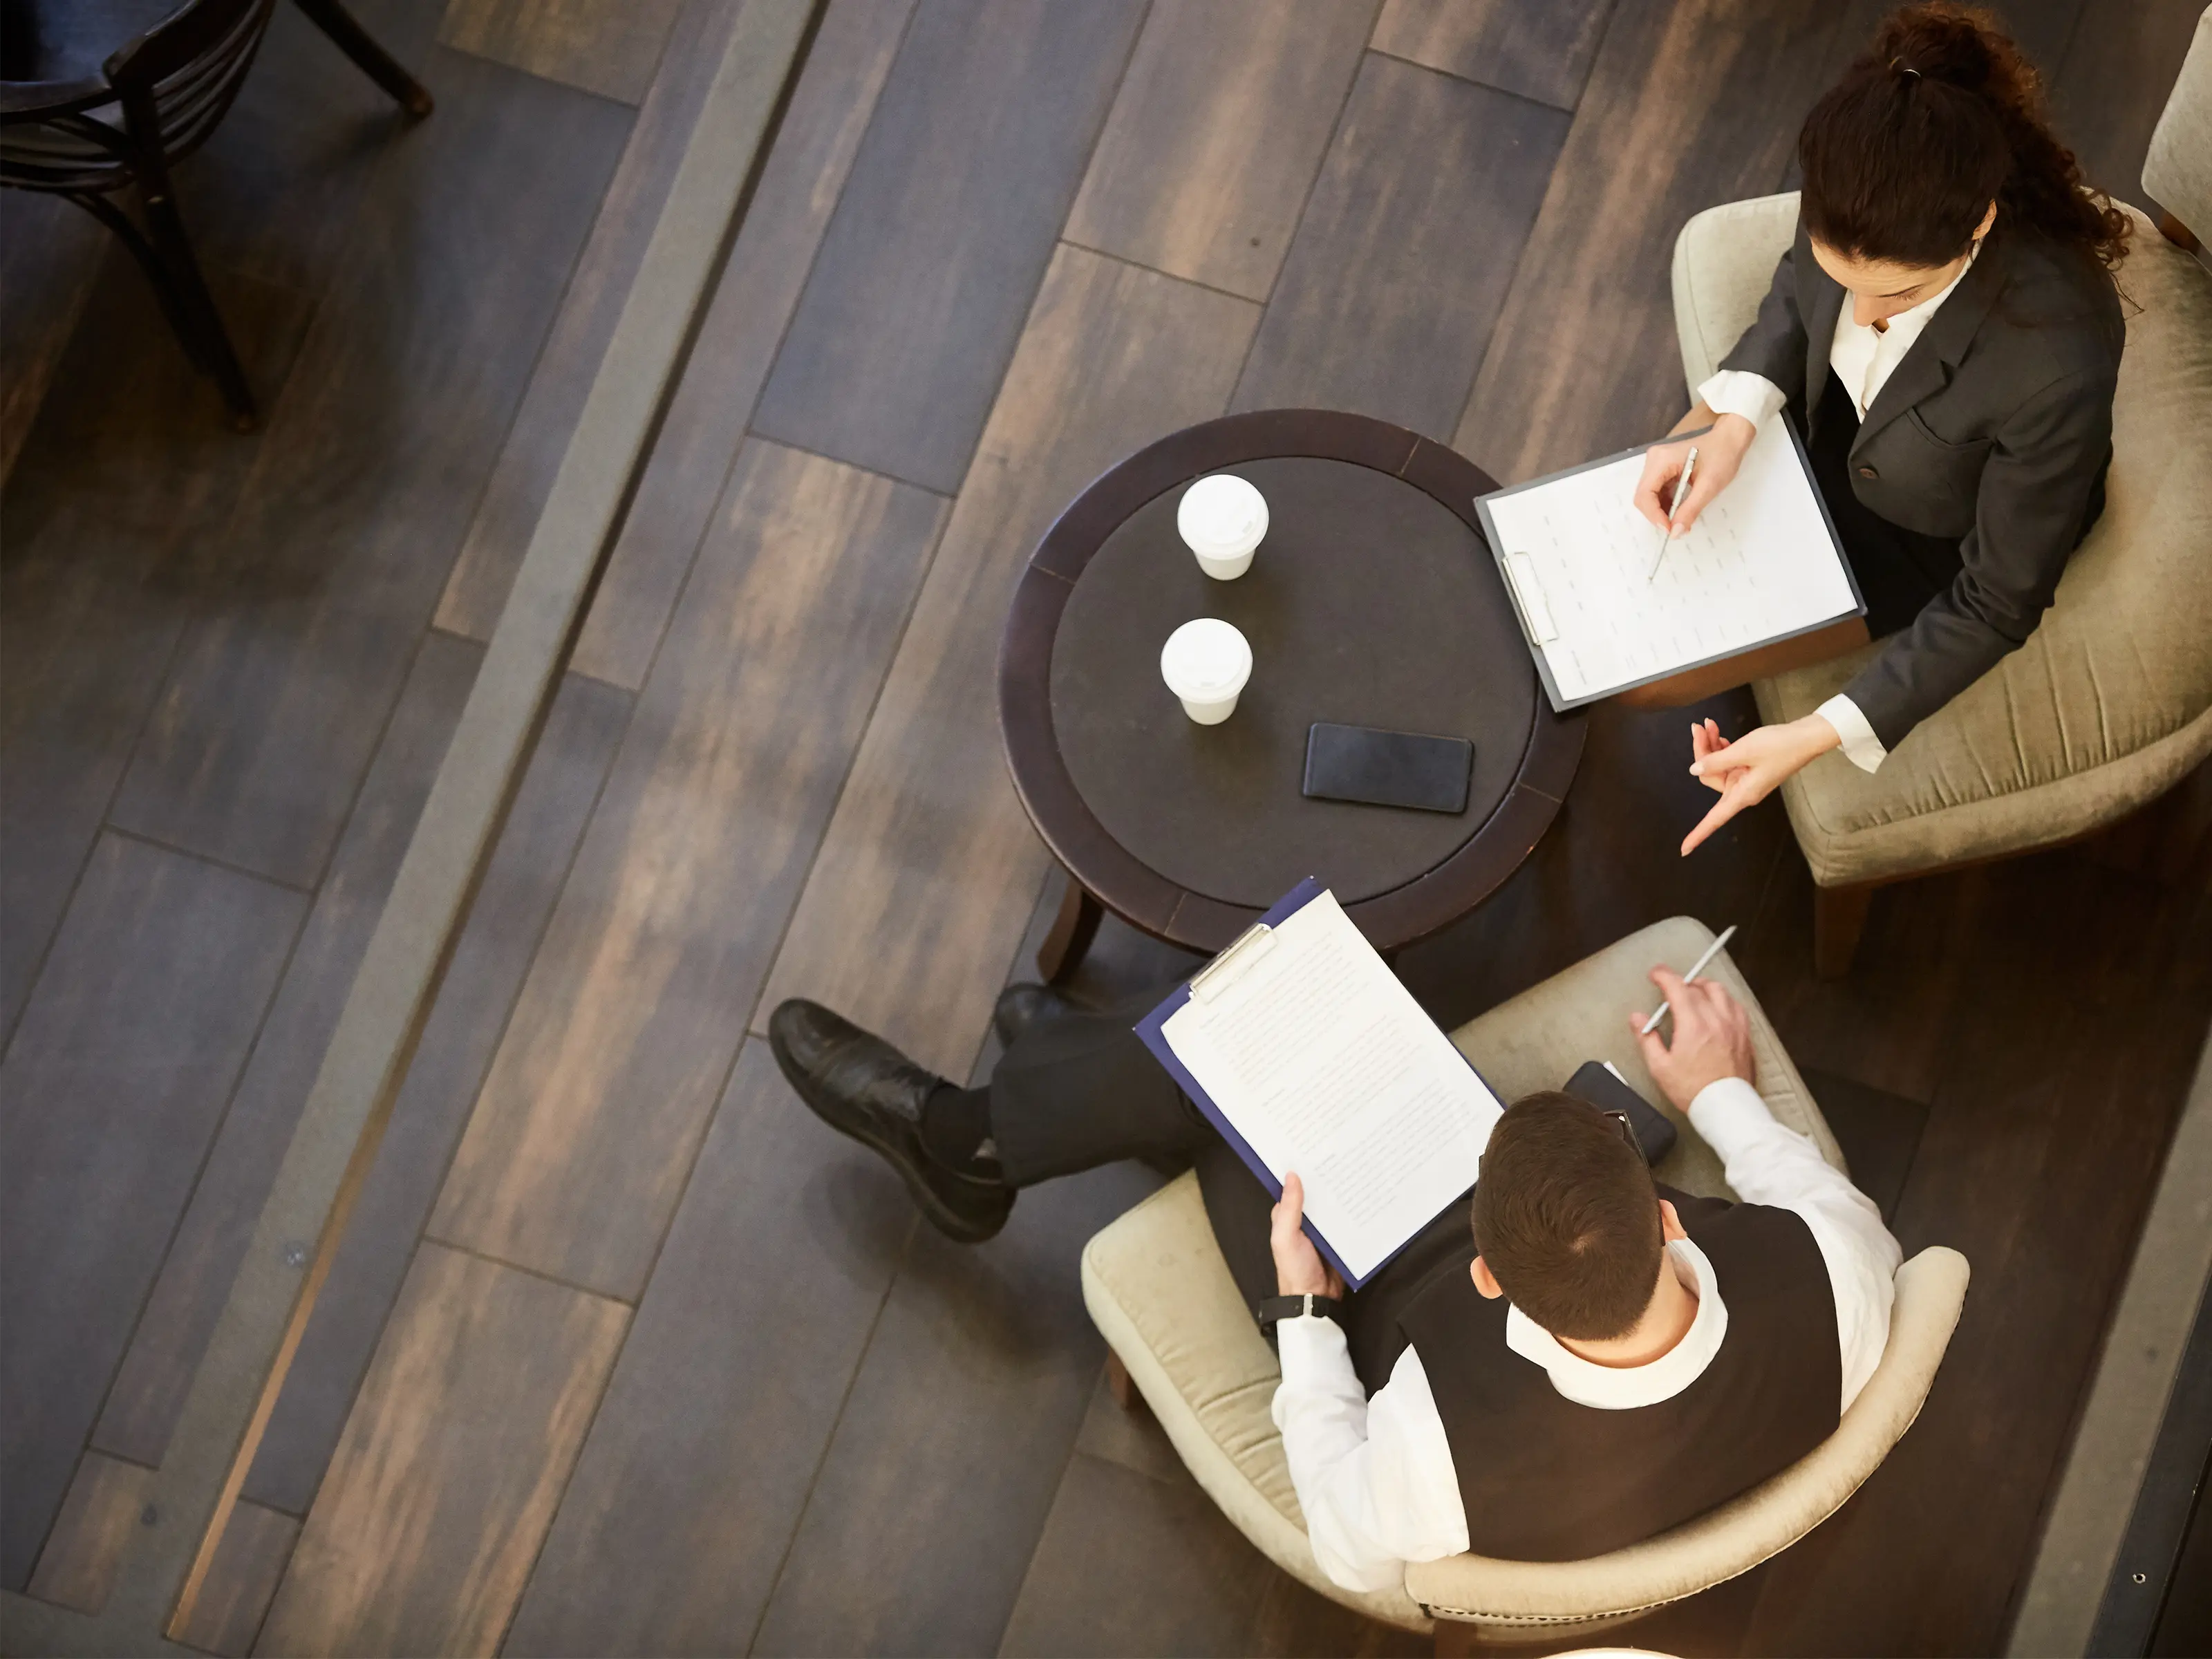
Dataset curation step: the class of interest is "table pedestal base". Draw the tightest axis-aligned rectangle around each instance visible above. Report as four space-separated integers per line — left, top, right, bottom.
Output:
1036 879 1105 984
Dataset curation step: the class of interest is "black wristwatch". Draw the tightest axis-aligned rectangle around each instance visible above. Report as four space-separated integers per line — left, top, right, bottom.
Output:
1256 1293 1343 1333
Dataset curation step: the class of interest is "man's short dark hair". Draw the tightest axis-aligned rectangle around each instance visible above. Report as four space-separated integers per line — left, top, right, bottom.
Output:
1470 1091 1665 1342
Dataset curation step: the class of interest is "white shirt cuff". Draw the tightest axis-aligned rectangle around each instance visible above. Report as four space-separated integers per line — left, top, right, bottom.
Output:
1275 1311 1352 1378
1685 1075 1779 1147
1815 694 1888 772
1694 369 1785 432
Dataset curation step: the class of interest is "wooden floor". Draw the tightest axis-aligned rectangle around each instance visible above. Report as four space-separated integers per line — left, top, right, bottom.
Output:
3 0 2208 1653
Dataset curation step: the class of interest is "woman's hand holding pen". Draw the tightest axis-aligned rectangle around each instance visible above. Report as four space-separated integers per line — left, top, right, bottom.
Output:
1634 406 1756 536
1680 715 1841 854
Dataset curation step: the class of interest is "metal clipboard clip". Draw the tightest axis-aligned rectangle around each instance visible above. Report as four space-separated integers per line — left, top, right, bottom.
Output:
1188 921 1278 1004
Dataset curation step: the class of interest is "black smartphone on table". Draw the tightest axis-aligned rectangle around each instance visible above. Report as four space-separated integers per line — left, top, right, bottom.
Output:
1301 722 1473 814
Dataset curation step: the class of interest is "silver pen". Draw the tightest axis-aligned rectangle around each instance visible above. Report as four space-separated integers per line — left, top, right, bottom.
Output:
1647 446 1698 581
1640 924 1738 1035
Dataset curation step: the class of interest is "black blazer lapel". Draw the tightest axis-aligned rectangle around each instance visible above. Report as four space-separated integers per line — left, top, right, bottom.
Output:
1853 235 2006 449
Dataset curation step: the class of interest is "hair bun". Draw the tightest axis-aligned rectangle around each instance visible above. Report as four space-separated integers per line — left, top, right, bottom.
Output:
1874 1 2006 94
1799 1 2131 272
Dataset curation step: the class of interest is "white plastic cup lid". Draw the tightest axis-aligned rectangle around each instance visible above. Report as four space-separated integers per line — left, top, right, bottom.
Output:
1177 475 1267 553
1160 618 1252 698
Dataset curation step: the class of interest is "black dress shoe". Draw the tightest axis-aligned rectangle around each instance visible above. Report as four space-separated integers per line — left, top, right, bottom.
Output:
993 982 1075 1050
768 999 1013 1243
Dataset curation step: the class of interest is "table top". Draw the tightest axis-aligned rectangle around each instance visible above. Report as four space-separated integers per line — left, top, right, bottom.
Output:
1000 409 1584 955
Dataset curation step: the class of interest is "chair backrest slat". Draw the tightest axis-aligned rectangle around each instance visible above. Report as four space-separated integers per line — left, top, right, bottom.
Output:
0 0 276 191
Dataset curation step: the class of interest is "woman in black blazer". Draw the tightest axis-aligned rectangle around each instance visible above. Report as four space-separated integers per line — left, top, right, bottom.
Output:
1641 3 2128 854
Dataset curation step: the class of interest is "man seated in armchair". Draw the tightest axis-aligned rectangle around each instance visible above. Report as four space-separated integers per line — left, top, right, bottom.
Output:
769 970 1899 1586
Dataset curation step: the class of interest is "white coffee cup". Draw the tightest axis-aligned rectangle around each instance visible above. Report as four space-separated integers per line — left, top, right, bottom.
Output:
1160 618 1253 725
1177 474 1268 580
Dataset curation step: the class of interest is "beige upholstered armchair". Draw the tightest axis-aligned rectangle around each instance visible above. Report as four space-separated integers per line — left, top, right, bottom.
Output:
1080 920 1970 1644
1670 64 2212 974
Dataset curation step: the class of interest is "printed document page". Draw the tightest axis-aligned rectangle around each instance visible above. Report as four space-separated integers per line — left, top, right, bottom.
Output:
1484 412 1858 704
1161 892 1502 1281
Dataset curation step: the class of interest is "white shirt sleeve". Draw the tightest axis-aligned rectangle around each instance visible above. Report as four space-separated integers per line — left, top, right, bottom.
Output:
1694 369 1787 433
1686 1077 1903 1412
1815 694 1888 772
1271 1316 1470 1593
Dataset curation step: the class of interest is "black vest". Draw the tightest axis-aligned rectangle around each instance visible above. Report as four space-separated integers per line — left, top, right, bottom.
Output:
1391 1190 1839 1562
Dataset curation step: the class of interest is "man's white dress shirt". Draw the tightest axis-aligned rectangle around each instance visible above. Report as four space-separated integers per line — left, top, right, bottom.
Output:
1693 245 1979 774
1270 1077 1903 1594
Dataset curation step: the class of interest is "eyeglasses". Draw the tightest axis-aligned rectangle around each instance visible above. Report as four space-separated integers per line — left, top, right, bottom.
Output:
1602 1109 1639 1152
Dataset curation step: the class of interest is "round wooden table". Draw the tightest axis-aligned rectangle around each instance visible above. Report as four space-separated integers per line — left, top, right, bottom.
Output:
999 409 1584 976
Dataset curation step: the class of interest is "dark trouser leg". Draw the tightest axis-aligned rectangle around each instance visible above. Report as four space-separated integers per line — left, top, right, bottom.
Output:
984 993 1285 1311
986 993 1217 1183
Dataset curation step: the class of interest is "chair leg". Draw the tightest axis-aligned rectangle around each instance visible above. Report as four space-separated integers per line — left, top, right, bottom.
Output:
1103 1350 1147 1418
291 0 435 117
1813 881 1875 979
68 192 205 369
133 181 259 430
1431 1615 1482 1656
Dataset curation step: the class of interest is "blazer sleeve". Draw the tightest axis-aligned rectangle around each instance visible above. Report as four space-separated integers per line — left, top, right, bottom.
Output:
1716 238 1810 412
1842 365 2116 749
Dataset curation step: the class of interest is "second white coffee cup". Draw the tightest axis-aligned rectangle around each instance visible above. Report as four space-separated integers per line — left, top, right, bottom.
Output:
1177 474 1268 580
1160 618 1253 725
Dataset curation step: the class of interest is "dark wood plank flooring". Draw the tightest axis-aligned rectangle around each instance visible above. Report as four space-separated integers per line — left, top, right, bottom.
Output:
89 632 481 1470
3 1 2204 1652
1368 0 1618 111
0 836 305 1588
748 0 1149 494
431 0 749 641
557 0 916 687
240 668 632 1518
435 0 684 106
1229 50 1570 438
429 442 948 1299
106 45 630 889
1062 0 1378 303
252 1242 630 1657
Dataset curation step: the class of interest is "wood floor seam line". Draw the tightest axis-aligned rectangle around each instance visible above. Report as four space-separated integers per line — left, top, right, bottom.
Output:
1051 238 1275 310
1234 35 1367 340
0 552 224 1060
729 0 926 480
740 1210 921 1659
63 844 320 1493
75 827 319 899
238 671 635 1520
727 487 959 1043
729 435 960 504
724 487 977 1063
1360 43 1589 116
287 625 442 903
408 1235 639 1309
560 0 919 690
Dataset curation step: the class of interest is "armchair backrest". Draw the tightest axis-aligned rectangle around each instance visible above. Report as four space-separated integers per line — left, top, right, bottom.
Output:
1406 1245 1970 1629
2144 6 2212 245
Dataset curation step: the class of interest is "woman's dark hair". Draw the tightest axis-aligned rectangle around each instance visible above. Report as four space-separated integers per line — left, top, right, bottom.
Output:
1470 1091 1664 1342
1799 3 2130 270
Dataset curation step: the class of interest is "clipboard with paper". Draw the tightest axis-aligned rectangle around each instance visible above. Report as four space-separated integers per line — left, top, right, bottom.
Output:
1135 879 1505 1290
1475 411 1865 712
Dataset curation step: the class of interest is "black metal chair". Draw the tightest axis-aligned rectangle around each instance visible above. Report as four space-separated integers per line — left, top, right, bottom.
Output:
0 0 432 429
